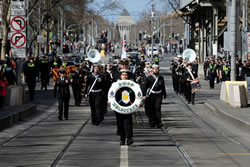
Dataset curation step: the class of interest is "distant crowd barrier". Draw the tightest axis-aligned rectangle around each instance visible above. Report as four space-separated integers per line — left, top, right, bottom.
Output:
4 85 25 106
220 81 248 108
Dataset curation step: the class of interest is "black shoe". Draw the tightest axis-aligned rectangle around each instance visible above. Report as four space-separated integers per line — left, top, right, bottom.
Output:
149 124 155 128
127 139 133 146
120 141 125 145
65 117 68 120
157 123 163 128
58 117 62 120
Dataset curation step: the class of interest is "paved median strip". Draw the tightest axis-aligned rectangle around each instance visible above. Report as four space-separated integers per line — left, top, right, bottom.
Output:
120 146 128 167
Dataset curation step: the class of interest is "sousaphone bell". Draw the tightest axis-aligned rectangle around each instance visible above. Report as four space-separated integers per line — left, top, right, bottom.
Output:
87 49 101 63
182 48 197 62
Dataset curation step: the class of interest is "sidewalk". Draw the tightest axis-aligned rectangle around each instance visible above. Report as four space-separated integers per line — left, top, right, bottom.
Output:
0 81 56 130
197 65 250 133
0 104 36 130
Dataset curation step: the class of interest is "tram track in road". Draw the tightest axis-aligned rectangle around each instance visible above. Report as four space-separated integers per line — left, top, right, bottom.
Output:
176 93 250 153
161 89 250 166
161 123 195 167
50 116 91 167
159 55 250 166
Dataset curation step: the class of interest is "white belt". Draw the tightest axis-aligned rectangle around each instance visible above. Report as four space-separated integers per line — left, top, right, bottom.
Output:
151 90 162 94
91 89 102 93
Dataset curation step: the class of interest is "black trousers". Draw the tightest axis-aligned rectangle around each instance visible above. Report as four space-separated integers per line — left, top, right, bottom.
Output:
58 96 70 119
89 93 104 124
209 73 216 89
173 76 179 93
0 96 4 109
27 80 36 100
41 73 49 90
186 83 195 104
147 94 162 126
116 113 133 141
72 85 82 105
144 98 150 118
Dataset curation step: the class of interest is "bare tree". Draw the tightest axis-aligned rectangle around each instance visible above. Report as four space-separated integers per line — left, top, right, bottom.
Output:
1 0 11 60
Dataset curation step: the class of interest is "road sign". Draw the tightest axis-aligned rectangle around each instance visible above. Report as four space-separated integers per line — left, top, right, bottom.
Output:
11 16 26 31
11 0 26 16
11 48 26 58
11 32 26 48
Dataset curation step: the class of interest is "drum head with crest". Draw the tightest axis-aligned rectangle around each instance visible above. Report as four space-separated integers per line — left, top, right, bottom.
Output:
108 80 143 114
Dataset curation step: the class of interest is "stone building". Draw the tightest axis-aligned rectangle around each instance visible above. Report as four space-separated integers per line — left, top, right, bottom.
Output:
114 9 135 43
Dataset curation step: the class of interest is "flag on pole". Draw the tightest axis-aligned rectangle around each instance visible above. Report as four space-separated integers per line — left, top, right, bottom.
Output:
121 40 127 59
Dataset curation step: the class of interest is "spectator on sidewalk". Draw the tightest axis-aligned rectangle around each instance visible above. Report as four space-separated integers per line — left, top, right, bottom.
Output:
0 72 8 111
3 60 16 86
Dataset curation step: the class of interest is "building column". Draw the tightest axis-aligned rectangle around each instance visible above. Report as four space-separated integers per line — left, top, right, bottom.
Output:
199 20 204 62
213 8 219 58
203 19 207 58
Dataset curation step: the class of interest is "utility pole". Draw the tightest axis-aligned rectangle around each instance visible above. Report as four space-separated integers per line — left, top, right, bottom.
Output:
151 0 155 61
60 6 63 55
38 0 41 56
231 0 237 81
170 16 173 54
242 0 248 61
46 0 49 55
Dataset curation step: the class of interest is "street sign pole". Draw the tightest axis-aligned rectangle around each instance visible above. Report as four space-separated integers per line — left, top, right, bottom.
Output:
11 0 27 86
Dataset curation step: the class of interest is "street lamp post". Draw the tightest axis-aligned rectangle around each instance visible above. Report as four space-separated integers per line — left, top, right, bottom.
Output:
151 1 155 62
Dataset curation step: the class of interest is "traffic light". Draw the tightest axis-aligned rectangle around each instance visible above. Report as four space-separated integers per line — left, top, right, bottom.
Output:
89 20 92 24
63 44 69 53
147 37 151 44
57 40 60 45
100 33 104 39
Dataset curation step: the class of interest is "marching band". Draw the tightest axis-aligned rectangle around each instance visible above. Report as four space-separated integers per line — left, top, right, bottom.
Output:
24 48 168 146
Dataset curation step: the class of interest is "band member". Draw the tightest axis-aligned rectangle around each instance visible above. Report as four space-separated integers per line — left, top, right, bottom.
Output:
185 63 196 105
145 64 167 128
40 56 50 90
71 64 83 106
24 58 37 101
84 64 105 126
102 64 113 113
53 69 71 120
114 69 134 145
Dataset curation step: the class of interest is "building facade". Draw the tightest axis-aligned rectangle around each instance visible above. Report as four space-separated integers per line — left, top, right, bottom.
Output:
114 9 135 43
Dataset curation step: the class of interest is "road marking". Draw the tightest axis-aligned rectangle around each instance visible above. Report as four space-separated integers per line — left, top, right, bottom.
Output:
218 153 250 156
120 146 128 167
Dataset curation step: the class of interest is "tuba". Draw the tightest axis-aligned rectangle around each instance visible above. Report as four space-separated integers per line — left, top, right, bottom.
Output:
87 49 101 63
182 48 197 63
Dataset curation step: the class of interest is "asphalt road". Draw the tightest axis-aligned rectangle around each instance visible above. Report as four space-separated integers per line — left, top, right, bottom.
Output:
0 54 250 166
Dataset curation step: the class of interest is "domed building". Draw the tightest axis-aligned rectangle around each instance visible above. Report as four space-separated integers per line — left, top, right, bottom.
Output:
114 9 135 43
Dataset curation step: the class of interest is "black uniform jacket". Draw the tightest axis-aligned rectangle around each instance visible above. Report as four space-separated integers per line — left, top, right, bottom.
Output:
146 75 167 98
84 73 105 95
54 77 71 98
